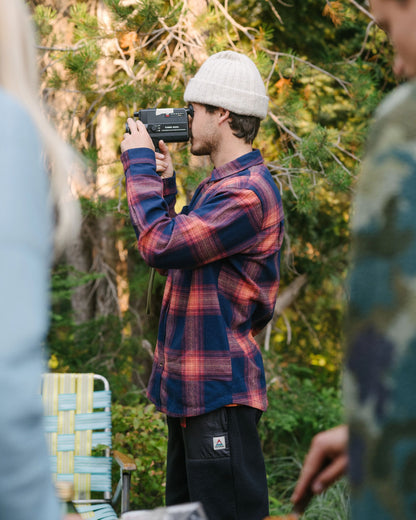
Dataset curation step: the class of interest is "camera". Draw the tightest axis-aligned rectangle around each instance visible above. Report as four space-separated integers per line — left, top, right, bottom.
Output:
125 105 194 150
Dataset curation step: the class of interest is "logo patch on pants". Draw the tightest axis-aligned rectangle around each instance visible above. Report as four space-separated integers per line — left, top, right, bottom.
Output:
213 435 226 450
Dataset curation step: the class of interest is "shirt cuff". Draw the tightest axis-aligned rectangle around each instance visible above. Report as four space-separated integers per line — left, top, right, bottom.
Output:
162 173 177 195
121 147 156 176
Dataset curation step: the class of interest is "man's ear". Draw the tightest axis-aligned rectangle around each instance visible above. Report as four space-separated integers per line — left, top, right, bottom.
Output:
218 108 231 125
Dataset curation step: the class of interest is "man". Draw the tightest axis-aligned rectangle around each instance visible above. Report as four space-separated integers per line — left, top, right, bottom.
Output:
291 0 416 518
120 51 284 520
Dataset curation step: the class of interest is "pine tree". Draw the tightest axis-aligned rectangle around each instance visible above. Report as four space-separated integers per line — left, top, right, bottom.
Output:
29 0 398 393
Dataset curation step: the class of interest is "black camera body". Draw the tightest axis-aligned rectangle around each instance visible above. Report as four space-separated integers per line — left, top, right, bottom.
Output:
125 105 194 150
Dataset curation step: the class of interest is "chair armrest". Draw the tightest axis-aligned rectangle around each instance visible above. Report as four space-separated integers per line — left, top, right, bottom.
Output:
112 450 136 513
113 449 136 471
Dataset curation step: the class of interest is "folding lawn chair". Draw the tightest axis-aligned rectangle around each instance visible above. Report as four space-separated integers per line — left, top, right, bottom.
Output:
42 373 136 520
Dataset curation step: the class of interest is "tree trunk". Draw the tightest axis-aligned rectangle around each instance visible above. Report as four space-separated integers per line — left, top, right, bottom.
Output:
93 0 123 317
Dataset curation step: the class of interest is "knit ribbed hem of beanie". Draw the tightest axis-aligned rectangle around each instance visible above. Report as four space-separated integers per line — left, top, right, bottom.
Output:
184 78 268 119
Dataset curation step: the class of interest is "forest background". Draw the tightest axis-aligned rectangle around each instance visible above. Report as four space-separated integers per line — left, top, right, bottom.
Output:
29 0 398 517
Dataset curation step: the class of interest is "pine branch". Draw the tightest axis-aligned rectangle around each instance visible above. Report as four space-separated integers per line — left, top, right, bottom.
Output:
263 49 351 95
344 0 374 20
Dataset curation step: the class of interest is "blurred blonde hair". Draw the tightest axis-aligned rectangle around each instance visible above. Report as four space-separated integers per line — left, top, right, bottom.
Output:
0 0 82 254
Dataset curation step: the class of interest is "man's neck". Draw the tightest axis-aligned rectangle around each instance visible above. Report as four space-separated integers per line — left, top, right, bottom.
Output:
211 141 253 169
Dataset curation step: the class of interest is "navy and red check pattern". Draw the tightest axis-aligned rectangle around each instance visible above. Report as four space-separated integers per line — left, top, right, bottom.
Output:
122 147 284 417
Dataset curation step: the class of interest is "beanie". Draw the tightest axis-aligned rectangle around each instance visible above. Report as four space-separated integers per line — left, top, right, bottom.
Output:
184 51 269 119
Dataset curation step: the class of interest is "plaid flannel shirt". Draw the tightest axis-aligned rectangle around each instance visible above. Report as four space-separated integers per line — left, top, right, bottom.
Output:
122 147 284 417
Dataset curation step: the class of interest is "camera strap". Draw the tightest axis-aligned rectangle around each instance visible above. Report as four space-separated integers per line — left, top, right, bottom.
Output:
145 267 156 315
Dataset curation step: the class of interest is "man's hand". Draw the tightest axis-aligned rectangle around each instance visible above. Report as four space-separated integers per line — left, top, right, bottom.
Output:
291 424 348 511
155 140 174 178
121 118 154 153
121 121 174 178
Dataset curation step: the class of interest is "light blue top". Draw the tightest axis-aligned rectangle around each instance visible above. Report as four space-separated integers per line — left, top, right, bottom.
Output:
0 88 61 520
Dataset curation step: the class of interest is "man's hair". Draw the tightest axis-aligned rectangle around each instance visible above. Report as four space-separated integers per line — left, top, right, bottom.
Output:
204 104 261 144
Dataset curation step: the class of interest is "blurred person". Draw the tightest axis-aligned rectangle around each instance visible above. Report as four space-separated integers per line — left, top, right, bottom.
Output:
291 0 416 518
121 51 284 520
0 1 82 519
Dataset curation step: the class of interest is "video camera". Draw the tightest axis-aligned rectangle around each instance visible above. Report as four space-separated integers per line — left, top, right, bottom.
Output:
125 105 194 151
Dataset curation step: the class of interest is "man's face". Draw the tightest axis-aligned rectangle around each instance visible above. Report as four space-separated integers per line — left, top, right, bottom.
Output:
371 0 416 79
188 103 221 157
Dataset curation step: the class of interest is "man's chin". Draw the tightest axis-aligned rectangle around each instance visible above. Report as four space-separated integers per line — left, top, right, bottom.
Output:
190 145 210 157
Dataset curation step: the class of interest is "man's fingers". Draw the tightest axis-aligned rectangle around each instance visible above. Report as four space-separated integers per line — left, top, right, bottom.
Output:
291 429 337 503
312 454 348 494
136 119 148 132
291 425 348 509
156 160 168 173
126 117 138 133
292 453 347 507
126 118 148 132
291 453 326 503
158 140 168 153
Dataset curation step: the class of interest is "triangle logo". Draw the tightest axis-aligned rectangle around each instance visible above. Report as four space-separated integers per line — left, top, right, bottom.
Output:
213 435 226 450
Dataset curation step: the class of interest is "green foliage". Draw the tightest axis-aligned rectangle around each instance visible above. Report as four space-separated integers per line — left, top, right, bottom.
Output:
302 481 350 520
70 4 98 41
112 402 167 509
34 1 403 514
266 453 349 519
47 262 154 403
300 125 331 170
47 69 63 90
105 0 179 33
261 364 343 455
50 265 102 311
32 5 57 38
261 361 345 515
64 43 100 90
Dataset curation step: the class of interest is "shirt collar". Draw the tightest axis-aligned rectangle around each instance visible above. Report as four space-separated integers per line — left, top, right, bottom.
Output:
210 149 264 182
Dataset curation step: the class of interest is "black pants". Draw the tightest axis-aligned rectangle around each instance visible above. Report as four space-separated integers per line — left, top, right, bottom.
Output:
165 406 269 520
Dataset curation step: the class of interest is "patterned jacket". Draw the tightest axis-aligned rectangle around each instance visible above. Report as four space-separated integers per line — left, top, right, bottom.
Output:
345 79 416 518
122 148 284 417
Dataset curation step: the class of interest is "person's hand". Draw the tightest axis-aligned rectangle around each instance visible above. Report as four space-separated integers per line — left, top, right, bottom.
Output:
121 118 154 153
155 140 174 178
291 424 348 511
63 514 82 519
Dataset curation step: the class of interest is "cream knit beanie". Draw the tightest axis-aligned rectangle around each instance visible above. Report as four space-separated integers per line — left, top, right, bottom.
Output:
184 51 269 119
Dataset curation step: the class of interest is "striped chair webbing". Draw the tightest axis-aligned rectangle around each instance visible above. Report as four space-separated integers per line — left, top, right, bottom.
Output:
42 373 113 501
75 503 118 520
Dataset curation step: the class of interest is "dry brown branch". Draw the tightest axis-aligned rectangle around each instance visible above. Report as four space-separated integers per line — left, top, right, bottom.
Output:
294 302 323 350
269 111 301 142
348 20 376 62
274 274 308 317
264 50 351 94
210 0 256 40
264 0 283 24
345 0 374 20
261 274 308 349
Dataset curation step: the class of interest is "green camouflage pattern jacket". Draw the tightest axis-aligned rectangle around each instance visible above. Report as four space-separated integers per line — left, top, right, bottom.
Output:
345 79 416 519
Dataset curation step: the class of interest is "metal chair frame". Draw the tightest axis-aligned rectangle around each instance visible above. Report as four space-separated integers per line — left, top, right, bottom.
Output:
42 373 136 519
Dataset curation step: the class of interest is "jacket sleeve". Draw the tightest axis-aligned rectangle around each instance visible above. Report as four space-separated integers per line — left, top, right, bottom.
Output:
122 148 269 270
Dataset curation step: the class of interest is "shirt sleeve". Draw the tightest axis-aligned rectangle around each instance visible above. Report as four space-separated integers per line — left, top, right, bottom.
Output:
0 91 60 520
163 174 178 217
122 148 265 270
